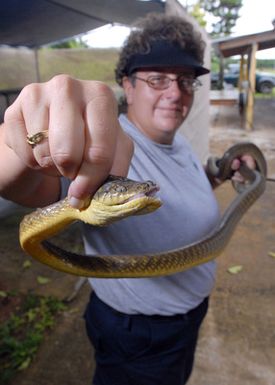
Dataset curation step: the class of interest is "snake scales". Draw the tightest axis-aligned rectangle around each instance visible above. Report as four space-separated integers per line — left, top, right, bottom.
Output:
19 142 267 278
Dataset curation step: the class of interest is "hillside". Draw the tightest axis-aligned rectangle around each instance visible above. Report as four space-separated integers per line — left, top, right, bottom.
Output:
0 47 119 90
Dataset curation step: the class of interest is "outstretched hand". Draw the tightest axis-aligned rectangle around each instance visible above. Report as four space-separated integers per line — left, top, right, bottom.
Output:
3 75 133 207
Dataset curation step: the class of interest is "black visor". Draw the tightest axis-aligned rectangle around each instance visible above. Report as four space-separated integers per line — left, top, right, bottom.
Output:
124 40 209 77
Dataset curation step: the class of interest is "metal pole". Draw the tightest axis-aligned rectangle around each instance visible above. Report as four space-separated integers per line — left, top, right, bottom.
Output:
34 48 41 83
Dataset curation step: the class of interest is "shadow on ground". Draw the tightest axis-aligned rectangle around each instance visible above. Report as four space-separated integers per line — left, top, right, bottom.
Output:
0 98 274 385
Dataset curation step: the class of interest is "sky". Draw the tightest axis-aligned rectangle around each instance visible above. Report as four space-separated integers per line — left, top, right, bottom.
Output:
83 0 275 59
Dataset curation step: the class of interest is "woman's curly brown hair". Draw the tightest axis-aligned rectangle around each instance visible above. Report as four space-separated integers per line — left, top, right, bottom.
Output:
115 13 206 86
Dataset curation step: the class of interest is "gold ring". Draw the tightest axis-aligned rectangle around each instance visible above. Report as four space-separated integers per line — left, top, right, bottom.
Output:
26 130 49 148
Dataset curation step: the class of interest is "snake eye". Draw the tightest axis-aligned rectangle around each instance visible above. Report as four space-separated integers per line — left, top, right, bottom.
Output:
112 184 127 193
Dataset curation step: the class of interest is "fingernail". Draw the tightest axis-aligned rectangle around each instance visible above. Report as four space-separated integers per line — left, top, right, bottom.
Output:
69 196 86 209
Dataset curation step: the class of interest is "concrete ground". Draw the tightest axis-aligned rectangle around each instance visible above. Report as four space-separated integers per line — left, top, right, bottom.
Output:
1 98 275 385
189 98 275 385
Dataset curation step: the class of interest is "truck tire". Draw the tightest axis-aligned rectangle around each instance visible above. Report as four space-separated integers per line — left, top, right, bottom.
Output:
258 81 273 94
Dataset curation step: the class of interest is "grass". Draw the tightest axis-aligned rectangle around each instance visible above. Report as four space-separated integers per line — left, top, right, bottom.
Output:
0 47 119 90
38 48 118 84
0 292 66 384
255 87 275 99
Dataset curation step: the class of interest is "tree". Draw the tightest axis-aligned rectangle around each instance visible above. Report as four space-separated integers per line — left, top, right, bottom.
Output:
199 0 243 37
189 2 207 28
50 37 88 49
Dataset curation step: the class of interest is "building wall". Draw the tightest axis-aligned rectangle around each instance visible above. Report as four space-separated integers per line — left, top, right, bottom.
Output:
165 0 211 162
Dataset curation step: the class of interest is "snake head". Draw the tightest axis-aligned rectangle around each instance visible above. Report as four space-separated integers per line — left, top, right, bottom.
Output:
81 175 162 226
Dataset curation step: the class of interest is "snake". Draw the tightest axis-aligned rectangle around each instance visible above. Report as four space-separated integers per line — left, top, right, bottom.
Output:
19 142 267 278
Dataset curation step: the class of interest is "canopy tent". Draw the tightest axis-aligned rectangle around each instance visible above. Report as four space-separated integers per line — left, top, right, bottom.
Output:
0 0 165 48
0 0 211 162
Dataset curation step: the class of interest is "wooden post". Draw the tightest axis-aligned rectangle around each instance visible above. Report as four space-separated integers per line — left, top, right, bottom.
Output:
238 55 245 91
219 54 224 90
245 43 258 130
238 55 247 121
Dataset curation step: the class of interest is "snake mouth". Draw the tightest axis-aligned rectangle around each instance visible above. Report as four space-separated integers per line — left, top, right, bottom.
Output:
120 185 162 208
125 185 160 203
123 185 162 215
147 185 160 196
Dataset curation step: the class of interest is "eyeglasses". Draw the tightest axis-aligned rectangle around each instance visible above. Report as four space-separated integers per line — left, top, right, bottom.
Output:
132 74 202 94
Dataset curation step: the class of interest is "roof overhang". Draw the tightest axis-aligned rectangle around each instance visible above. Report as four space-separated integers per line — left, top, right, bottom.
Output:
0 0 165 48
212 30 275 57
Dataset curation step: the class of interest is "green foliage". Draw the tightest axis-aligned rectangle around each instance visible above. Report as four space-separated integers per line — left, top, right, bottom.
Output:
0 293 66 384
210 53 221 72
199 0 243 36
189 2 207 28
50 37 88 49
257 59 275 71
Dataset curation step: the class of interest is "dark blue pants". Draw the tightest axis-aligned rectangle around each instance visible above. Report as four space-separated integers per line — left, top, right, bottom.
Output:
84 292 208 385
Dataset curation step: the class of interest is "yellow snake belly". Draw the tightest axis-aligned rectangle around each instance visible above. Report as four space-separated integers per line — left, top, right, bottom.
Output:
19 142 267 278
